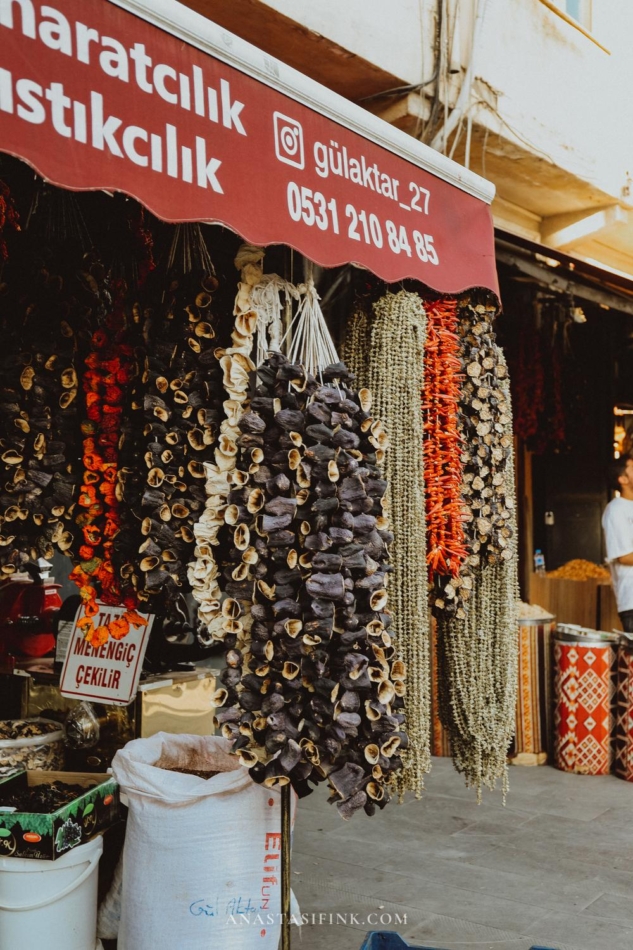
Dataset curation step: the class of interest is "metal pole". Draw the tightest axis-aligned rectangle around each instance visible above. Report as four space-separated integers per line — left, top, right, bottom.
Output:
280 782 292 950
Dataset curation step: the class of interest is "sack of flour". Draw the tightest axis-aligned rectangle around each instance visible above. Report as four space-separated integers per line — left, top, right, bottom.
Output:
112 733 296 950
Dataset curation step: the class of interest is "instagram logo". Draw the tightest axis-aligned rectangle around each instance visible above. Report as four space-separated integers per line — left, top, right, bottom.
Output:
273 112 305 169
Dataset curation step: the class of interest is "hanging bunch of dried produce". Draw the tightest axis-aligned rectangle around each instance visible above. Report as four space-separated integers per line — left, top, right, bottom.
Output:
340 301 371 372
214 352 404 818
436 298 518 795
0 232 102 575
0 178 20 262
422 297 469 619
70 277 143 646
115 225 223 625
187 243 258 639
367 291 429 797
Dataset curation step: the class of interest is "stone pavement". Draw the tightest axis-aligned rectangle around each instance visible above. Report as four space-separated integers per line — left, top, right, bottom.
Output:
291 757 633 950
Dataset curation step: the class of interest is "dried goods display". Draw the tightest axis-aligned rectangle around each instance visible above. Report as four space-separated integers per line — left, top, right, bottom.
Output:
343 289 430 797
188 242 258 640
0 780 96 813
214 352 405 818
114 225 224 636
0 719 64 771
436 332 519 796
547 559 610 582
0 239 101 577
422 297 468 618
0 178 20 261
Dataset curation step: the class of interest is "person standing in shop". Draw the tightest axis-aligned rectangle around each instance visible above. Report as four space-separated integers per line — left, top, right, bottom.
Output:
603 455 633 632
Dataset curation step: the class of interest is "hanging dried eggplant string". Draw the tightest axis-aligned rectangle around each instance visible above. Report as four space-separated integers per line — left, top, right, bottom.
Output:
187 242 257 641
422 298 469 619
436 299 519 797
0 197 100 576
214 352 404 818
114 224 222 628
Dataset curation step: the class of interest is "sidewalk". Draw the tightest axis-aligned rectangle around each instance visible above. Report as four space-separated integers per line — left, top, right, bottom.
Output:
292 757 633 950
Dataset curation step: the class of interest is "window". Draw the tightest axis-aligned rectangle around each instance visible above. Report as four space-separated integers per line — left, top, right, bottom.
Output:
553 0 592 29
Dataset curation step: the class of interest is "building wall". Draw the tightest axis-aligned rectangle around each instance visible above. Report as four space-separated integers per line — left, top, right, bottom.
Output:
206 0 633 268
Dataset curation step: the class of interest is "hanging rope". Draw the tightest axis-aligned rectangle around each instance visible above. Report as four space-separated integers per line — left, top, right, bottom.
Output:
282 264 339 375
250 274 301 366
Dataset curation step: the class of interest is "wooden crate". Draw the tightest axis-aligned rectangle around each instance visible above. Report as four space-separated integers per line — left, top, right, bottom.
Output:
599 581 622 633
529 573 599 629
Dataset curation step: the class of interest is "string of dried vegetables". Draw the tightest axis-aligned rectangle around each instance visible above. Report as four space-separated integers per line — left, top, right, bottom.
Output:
436 299 518 795
0 239 97 576
422 298 468 618
114 226 222 631
0 179 19 263
70 279 144 646
345 290 430 797
187 242 258 640
215 353 404 818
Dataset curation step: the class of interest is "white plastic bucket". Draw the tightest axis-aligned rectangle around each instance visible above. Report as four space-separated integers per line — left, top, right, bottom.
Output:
0 835 102 950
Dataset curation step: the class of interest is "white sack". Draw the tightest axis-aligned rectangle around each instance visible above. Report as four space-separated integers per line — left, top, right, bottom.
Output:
111 733 296 950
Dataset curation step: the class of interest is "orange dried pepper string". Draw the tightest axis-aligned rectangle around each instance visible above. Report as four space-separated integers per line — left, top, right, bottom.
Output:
70 279 146 647
422 298 467 586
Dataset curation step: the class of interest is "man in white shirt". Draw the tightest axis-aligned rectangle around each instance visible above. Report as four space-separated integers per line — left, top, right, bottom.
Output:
602 455 633 632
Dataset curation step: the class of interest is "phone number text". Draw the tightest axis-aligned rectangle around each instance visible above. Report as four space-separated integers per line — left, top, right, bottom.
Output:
286 182 439 264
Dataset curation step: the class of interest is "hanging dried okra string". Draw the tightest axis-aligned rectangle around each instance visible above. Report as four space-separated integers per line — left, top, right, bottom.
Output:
359 289 430 798
422 297 470 619
436 299 519 796
339 300 371 377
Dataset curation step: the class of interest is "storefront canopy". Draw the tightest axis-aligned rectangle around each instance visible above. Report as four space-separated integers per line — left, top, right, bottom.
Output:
0 0 498 293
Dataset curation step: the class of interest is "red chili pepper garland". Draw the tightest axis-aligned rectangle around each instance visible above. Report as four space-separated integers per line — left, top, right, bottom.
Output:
0 179 20 262
70 279 146 647
422 298 468 599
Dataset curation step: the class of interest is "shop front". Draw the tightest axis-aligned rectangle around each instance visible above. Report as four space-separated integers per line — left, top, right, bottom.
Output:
0 2 523 948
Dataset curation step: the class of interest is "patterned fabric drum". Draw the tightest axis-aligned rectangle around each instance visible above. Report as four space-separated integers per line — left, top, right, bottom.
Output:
510 614 556 765
430 620 451 757
615 637 633 781
554 629 618 775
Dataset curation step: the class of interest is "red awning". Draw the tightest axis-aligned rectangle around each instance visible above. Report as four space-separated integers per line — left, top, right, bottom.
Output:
0 0 499 294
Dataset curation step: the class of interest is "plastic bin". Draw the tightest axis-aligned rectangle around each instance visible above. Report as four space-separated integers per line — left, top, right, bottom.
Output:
0 834 102 950
0 719 64 771
359 935 555 950
359 934 445 950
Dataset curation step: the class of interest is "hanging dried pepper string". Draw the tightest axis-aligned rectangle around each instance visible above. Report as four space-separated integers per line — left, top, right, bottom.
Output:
0 179 20 262
422 298 468 616
70 278 146 647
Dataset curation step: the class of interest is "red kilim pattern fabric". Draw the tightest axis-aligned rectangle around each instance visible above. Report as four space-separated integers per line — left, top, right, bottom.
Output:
614 643 633 782
554 641 615 775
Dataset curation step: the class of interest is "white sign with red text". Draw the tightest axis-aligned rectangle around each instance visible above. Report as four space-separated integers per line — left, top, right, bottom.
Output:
60 603 154 705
